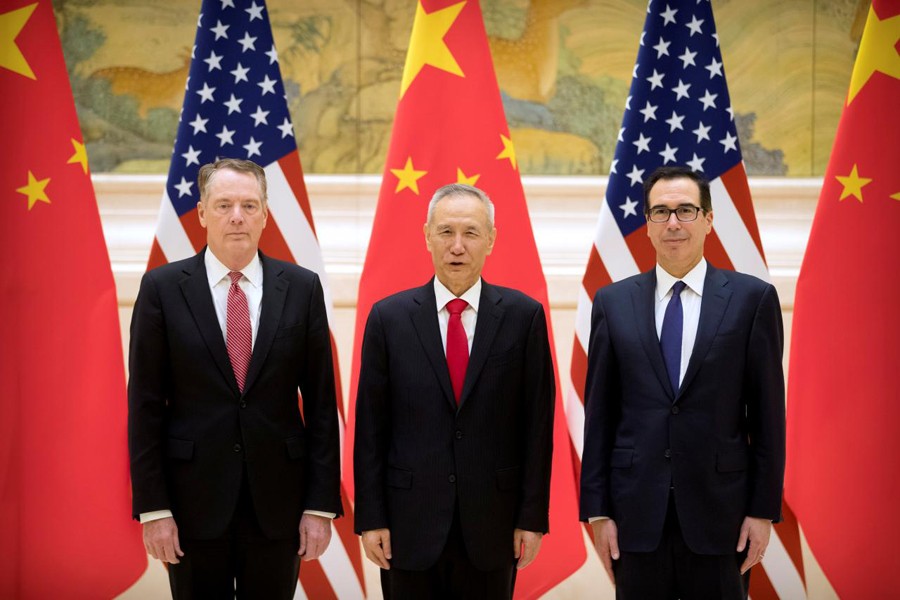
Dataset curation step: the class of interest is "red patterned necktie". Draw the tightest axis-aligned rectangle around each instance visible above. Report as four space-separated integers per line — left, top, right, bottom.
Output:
226 271 252 392
446 298 469 403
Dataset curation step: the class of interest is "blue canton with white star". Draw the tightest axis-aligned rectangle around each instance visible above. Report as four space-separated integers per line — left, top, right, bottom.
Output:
165 0 295 217
606 0 742 237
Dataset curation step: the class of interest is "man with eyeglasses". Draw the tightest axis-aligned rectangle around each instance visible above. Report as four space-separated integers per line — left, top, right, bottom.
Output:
580 165 785 599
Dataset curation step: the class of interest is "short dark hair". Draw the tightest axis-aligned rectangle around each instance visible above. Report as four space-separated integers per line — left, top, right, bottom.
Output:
642 166 711 214
198 158 267 203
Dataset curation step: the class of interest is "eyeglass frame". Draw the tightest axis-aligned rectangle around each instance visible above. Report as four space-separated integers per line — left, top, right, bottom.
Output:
645 204 706 223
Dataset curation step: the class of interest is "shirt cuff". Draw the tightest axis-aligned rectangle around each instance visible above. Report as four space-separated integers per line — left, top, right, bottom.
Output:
140 509 173 524
303 510 336 519
588 516 610 523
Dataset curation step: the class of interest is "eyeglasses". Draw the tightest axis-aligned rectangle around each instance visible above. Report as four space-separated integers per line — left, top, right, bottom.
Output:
646 205 704 223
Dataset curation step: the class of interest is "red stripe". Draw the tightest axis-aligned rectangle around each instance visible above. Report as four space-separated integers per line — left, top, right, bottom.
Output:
703 228 735 271
570 340 588 404
582 246 613 297
257 213 295 263
623 227 657 273
777 500 807 585
335 487 367 591
147 237 167 271
720 164 766 260
298 558 337 600
330 333 345 421
277 151 316 235
178 208 206 252
749 565 780 600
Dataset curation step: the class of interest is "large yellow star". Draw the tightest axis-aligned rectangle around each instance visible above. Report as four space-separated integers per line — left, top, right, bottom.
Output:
496 134 517 171
890 191 900 201
456 168 480 186
67 138 89 174
847 5 900 104
399 1 466 98
16 170 50 210
390 157 427 195
835 164 872 202
0 3 38 80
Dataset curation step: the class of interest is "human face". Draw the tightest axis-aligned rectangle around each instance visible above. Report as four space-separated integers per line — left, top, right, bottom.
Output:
646 177 712 278
197 169 268 270
424 193 496 296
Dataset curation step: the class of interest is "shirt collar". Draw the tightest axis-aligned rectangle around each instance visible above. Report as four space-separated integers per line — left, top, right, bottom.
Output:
655 258 707 301
433 277 482 313
205 248 263 289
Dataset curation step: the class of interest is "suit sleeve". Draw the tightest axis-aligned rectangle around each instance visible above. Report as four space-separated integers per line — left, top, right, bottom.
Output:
515 304 555 533
127 271 172 519
353 304 391 533
298 274 343 516
579 289 621 521
745 283 786 522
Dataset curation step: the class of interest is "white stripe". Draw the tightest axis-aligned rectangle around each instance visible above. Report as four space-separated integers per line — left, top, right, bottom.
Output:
155 192 196 262
291 581 308 600
709 178 769 282
565 386 586 460
264 163 336 327
574 287 593 354
594 199 641 282
319 524 366 599
754 529 807 600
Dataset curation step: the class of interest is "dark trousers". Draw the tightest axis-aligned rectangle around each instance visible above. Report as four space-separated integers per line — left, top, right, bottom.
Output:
614 495 750 600
381 507 517 600
168 475 300 600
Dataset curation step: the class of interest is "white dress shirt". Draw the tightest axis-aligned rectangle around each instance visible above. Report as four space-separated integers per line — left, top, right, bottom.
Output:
433 277 481 355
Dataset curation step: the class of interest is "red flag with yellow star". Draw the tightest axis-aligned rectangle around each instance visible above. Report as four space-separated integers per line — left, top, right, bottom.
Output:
0 2 146 596
785 1 900 597
344 0 585 596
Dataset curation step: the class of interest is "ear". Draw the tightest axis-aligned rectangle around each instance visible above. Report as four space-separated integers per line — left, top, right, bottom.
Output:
197 201 207 228
423 222 432 252
486 227 497 255
704 209 713 234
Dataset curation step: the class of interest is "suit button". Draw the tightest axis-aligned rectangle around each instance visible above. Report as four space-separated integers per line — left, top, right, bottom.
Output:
448 474 457 483
664 449 672 459
240 401 247 409
671 406 680 415
455 430 463 440
233 443 242 453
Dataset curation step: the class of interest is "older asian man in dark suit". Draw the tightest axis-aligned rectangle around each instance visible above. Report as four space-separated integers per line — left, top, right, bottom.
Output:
353 183 555 599
580 166 785 599
128 158 341 598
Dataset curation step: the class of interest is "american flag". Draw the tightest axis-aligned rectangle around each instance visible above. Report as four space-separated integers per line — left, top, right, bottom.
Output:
566 1 805 597
148 0 365 597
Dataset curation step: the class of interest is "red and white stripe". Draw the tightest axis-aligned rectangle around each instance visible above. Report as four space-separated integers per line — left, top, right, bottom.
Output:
566 162 807 597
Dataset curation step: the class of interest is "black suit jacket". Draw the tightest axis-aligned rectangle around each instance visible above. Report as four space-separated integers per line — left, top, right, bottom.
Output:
128 249 341 540
353 279 554 571
579 264 785 555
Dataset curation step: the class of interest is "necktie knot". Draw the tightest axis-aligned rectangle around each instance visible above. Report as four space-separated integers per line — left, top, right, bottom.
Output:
671 280 686 297
228 271 243 286
446 298 468 316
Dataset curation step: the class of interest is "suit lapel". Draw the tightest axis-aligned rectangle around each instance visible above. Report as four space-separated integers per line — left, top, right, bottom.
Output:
678 265 731 399
179 250 240 395
242 252 288 395
410 281 456 410
458 282 503 409
632 270 675 398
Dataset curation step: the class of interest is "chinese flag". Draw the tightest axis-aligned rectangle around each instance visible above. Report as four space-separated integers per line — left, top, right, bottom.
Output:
0 2 146 597
344 0 585 596
785 1 900 597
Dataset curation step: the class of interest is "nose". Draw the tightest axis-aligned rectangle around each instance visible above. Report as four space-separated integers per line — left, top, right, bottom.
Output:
450 234 465 254
665 211 681 228
229 204 244 223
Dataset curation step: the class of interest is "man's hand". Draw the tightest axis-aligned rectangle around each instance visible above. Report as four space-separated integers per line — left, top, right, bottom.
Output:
298 513 332 561
590 518 620 584
143 517 184 564
361 528 392 570
513 529 543 570
737 516 772 574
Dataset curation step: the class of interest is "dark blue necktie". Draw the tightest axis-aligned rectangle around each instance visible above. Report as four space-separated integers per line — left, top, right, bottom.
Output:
660 281 687 395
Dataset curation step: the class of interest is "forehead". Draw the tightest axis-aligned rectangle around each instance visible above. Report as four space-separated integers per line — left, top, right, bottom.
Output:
206 169 262 198
432 193 489 224
649 177 701 206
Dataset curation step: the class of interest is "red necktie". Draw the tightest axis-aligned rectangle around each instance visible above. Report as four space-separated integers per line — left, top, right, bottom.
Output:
226 271 252 392
446 298 469 403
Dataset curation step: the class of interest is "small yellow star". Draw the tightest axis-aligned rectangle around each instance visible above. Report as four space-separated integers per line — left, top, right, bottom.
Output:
16 170 50 210
400 1 466 98
390 157 427 195
0 3 38 80
67 138 89 174
847 6 900 104
496 134 517 171
890 191 900 201
456 168 480 186
835 164 872 202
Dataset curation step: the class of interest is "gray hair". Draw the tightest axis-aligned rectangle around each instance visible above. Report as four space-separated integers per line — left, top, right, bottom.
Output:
426 183 495 228
198 158 268 204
